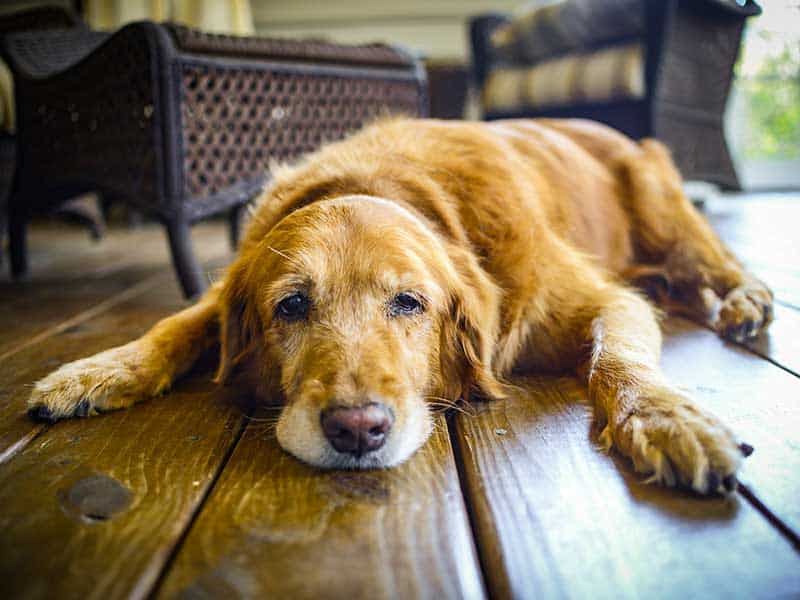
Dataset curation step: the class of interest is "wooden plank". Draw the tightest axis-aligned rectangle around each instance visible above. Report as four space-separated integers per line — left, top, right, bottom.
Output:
0 220 246 598
0 222 231 460
740 303 800 377
661 318 800 534
453 319 800 598
707 194 800 308
0 222 230 356
0 259 230 461
0 272 177 459
155 417 486 600
698 194 800 379
0 375 246 600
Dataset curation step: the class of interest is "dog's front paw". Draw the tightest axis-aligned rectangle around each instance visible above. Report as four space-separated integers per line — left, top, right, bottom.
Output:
602 390 750 495
28 342 160 422
714 281 773 342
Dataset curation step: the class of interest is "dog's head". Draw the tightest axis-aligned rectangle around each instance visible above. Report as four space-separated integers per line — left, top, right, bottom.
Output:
217 195 504 469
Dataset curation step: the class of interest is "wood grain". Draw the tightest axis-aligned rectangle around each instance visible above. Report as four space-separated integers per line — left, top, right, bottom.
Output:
706 194 800 309
0 375 246 600
0 272 204 460
0 222 230 356
699 194 800 375
740 303 800 377
156 416 486 600
0 222 247 599
660 317 800 535
454 374 800 599
0 223 231 461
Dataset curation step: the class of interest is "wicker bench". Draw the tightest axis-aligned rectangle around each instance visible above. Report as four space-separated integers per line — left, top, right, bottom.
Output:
3 12 427 297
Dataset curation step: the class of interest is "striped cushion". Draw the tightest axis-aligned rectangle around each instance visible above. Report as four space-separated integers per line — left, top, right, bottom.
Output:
0 59 14 134
483 43 645 113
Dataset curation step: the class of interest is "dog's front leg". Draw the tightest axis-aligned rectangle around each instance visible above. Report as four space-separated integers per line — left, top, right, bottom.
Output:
28 285 222 421
580 286 748 494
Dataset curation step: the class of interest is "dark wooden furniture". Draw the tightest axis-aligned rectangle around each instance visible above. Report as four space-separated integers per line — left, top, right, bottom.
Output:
1 194 799 598
426 61 469 119
2 12 427 297
0 6 83 265
470 0 761 189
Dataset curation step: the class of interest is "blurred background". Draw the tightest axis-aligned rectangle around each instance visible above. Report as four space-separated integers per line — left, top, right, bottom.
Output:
2 0 796 191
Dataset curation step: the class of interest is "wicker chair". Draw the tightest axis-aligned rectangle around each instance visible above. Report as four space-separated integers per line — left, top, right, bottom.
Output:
471 0 761 190
0 6 82 265
3 13 427 297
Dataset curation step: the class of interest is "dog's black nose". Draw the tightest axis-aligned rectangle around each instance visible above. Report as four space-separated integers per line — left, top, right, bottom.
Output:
321 403 393 457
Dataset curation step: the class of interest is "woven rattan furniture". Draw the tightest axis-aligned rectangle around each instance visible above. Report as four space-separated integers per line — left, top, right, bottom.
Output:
3 17 426 297
471 0 761 189
0 7 82 264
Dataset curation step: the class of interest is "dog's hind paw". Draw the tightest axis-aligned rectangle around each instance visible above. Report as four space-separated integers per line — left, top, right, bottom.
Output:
27 342 159 422
714 281 773 342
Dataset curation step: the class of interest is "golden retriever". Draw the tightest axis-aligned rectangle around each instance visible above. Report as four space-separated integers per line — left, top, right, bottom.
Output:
28 118 771 493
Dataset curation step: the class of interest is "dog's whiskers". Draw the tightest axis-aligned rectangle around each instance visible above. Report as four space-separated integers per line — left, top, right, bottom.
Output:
424 396 475 417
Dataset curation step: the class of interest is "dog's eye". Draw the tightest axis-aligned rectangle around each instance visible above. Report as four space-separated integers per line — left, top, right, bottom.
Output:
390 292 424 316
276 293 310 320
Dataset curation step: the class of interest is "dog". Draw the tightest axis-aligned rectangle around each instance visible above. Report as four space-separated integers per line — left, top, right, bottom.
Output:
28 118 772 493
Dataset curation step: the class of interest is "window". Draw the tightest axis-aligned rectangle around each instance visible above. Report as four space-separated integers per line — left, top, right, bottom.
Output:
726 0 800 190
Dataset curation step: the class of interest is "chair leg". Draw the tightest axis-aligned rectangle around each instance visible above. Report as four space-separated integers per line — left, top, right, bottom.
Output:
165 220 206 299
228 204 246 251
8 202 28 279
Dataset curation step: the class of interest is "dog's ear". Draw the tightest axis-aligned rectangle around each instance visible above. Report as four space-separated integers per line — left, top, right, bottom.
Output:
439 245 507 401
214 261 262 384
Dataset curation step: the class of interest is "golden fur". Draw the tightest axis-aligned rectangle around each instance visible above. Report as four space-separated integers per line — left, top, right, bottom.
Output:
29 118 772 490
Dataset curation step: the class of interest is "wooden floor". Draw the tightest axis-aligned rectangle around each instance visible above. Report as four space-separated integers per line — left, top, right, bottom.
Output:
1 195 799 599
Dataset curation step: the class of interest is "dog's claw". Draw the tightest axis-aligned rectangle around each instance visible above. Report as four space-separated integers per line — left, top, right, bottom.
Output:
74 399 91 418
707 471 720 493
739 442 754 457
28 405 58 424
723 474 738 492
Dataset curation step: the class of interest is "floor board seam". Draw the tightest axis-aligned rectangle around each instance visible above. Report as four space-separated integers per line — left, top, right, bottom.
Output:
445 411 495 600
142 411 250 600
0 424 46 466
0 273 169 363
678 315 800 380
774 298 800 312
724 335 800 380
737 482 800 553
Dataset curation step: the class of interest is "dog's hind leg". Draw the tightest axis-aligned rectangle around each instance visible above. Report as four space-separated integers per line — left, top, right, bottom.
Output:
28 284 222 421
619 140 773 341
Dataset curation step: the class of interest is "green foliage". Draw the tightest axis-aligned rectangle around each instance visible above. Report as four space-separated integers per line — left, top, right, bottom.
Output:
740 42 800 160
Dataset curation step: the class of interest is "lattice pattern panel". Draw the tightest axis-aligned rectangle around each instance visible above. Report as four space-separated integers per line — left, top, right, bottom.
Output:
179 64 422 199
15 27 160 209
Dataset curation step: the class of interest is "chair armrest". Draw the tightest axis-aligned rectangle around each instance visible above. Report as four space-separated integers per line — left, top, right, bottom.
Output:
469 13 511 88
3 28 109 79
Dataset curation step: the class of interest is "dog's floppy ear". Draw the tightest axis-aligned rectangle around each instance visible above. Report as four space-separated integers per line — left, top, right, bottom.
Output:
214 261 262 384
439 244 507 401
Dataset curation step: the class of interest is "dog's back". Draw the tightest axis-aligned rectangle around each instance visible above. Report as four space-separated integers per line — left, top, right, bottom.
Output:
249 117 655 289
